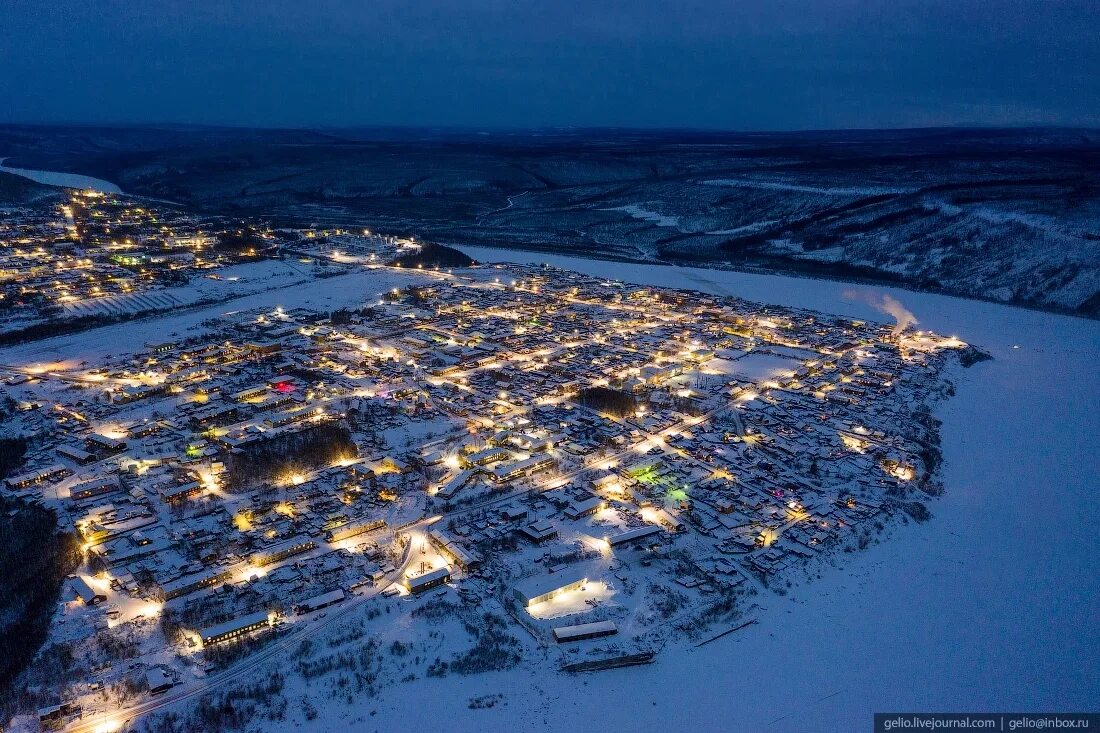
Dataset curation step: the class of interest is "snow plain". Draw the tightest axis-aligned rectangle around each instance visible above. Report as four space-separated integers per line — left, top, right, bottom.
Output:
59 260 315 318
0 266 441 367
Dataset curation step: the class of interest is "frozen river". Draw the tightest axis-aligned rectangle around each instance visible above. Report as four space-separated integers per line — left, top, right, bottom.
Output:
0 157 122 193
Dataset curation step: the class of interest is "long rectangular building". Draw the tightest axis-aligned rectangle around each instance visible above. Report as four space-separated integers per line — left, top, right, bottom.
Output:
565 496 603 520
403 566 451 594
606 524 663 548
72 576 106 605
161 481 202 504
513 570 587 608
200 610 271 646
57 444 96 464
434 469 473 499
295 589 346 615
553 620 617 643
464 446 511 466
253 537 316 567
68 476 120 502
6 464 71 490
327 518 386 543
491 453 554 483
428 530 482 571
158 568 233 601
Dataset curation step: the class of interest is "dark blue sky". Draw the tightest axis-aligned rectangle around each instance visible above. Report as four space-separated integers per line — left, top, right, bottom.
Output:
2 0 1098 130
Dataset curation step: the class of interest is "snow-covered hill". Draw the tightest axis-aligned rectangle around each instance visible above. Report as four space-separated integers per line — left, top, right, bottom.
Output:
3 126 1098 315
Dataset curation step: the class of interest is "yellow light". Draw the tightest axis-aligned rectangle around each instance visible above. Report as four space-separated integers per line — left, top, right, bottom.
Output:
238 565 267 583
198 470 220 492
136 601 163 618
841 434 867 453
888 464 915 481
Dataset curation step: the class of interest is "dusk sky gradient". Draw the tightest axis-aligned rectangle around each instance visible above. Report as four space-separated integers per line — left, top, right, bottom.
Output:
2 0 1098 130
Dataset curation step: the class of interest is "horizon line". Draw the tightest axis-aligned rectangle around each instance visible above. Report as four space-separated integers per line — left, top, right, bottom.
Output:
2 120 1099 137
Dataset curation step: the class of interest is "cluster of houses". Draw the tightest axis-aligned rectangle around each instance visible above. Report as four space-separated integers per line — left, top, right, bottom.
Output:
0 189 274 333
1 257 963 715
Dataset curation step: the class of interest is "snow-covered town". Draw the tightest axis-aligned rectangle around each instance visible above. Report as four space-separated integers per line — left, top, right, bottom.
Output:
0 188 421 338
5 7 1100 730
0 199 975 731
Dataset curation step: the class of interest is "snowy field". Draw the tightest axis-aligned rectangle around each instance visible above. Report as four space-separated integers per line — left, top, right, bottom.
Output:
701 178 912 197
708 351 799 382
603 204 681 228
59 260 314 318
0 265 441 367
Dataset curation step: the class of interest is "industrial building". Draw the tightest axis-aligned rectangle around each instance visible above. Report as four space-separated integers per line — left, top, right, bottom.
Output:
553 620 618 643
513 571 588 608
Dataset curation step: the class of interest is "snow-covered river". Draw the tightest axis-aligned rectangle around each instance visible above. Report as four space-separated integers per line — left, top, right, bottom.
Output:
0 157 122 193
